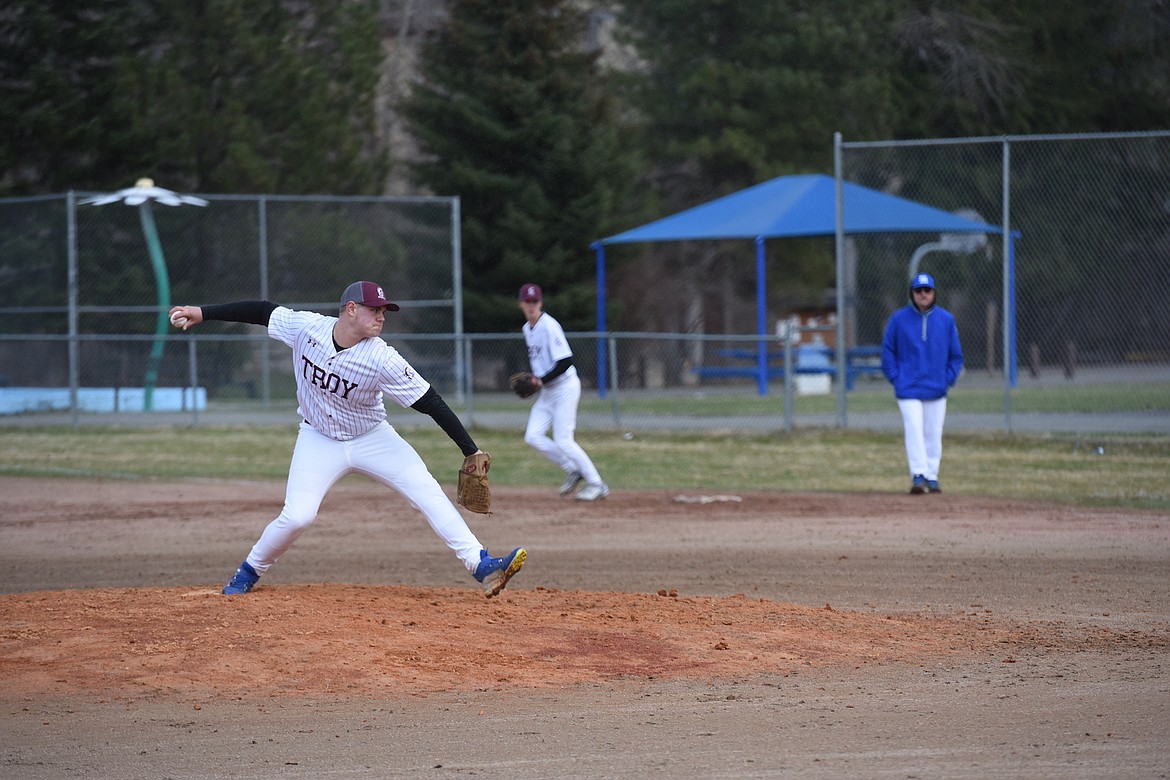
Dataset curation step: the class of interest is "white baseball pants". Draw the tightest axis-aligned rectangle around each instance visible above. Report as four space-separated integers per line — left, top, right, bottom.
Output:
897 397 948 480
244 421 483 575
524 372 602 484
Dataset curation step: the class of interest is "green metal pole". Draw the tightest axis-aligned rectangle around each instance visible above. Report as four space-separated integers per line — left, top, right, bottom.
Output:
139 203 170 412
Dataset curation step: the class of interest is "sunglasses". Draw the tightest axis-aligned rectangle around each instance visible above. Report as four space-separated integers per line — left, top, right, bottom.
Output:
913 287 934 293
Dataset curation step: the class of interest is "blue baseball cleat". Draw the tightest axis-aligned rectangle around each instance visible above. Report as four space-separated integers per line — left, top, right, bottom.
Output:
222 561 260 595
910 474 928 494
473 547 526 599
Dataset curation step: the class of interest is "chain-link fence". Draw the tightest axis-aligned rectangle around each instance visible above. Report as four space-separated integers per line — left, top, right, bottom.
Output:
2 133 1168 436
836 131 1170 435
0 192 462 416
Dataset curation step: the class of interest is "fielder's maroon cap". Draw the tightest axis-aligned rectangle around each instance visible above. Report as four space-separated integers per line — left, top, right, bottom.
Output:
518 283 542 302
340 281 400 311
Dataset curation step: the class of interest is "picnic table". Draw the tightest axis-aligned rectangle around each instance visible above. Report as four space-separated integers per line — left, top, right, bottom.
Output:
692 345 883 390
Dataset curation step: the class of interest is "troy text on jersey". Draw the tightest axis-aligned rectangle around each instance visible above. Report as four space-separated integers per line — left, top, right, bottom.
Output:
301 355 358 398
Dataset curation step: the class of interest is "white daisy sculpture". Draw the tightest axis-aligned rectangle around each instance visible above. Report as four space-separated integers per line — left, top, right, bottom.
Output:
82 179 209 411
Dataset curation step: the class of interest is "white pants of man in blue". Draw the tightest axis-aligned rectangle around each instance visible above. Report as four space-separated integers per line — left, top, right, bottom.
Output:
897 397 948 479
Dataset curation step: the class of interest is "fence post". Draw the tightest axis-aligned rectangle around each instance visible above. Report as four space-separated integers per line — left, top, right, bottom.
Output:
1001 138 1013 433
258 196 271 407
464 334 475 430
188 338 199 426
67 191 80 427
608 335 621 426
986 301 997 375
451 197 466 405
783 329 794 432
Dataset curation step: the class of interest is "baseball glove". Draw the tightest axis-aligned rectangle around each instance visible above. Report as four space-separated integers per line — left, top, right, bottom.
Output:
509 372 539 399
457 450 492 514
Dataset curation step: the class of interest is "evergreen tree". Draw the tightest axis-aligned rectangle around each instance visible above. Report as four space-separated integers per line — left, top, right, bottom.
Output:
611 0 903 332
889 2 1024 137
605 0 1170 335
1008 0 1170 132
401 0 639 333
0 1 140 194
618 0 1170 188
0 0 386 195
616 0 901 200
882 1 1170 137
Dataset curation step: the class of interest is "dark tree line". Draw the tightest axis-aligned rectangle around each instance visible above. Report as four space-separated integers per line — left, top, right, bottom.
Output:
606 0 1170 332
1 0 386 195
2 0 1168 333
400 0 638 332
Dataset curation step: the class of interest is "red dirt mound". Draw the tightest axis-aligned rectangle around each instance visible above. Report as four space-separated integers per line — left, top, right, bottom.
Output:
1 584 1028 700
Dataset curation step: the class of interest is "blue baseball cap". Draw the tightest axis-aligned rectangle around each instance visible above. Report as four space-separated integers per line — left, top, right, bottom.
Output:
911 273 936 290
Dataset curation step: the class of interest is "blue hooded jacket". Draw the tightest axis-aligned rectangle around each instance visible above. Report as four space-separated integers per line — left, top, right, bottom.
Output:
880 299 964 401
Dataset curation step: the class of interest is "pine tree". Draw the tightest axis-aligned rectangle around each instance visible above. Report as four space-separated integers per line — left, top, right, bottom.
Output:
0 0 387 195
610 1 905 332
401 0 639 332
616 0 900 199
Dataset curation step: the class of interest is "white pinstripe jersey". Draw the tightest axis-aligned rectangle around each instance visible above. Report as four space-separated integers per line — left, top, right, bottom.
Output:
522 312 577 384
268 306 430 441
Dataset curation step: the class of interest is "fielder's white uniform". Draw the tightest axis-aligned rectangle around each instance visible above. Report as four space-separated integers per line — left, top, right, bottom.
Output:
522 312 603 486
243 306 484 575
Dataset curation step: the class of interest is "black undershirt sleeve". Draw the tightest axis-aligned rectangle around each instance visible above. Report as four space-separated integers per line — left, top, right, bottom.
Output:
200 300 278 327
541 356 573 384
410 387 478 456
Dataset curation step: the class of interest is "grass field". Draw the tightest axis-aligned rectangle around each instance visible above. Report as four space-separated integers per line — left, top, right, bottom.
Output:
222 377 1170 416
566 380 1170 416
2 425 1166 511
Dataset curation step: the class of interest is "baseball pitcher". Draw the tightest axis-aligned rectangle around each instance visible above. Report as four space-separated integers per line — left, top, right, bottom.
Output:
169 281 525 598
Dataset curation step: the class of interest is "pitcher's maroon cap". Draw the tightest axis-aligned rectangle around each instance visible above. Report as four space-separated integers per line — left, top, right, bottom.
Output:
340 281 400 311
518 283 542 302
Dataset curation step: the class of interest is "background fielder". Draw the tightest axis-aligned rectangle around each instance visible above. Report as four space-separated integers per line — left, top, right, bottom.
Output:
169 280 525 597
880 272 964 495
517 283 609 501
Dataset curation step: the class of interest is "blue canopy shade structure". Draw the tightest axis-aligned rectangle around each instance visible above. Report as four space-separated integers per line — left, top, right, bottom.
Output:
590 174 1010 397
600 174 1001 244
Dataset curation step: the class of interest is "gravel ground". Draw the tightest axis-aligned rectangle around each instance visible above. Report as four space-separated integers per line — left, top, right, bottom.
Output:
1 477 1167 779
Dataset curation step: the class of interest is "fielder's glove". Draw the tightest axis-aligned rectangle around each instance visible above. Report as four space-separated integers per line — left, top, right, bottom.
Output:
457 450 492 514
509 372 539 399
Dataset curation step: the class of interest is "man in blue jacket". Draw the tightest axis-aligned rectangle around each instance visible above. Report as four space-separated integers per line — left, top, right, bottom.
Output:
881 272 964 494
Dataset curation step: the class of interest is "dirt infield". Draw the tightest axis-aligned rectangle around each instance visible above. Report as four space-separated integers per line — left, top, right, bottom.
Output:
1 476 1168 778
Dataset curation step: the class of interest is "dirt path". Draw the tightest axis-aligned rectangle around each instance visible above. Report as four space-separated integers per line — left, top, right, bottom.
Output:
1 477 1167 778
